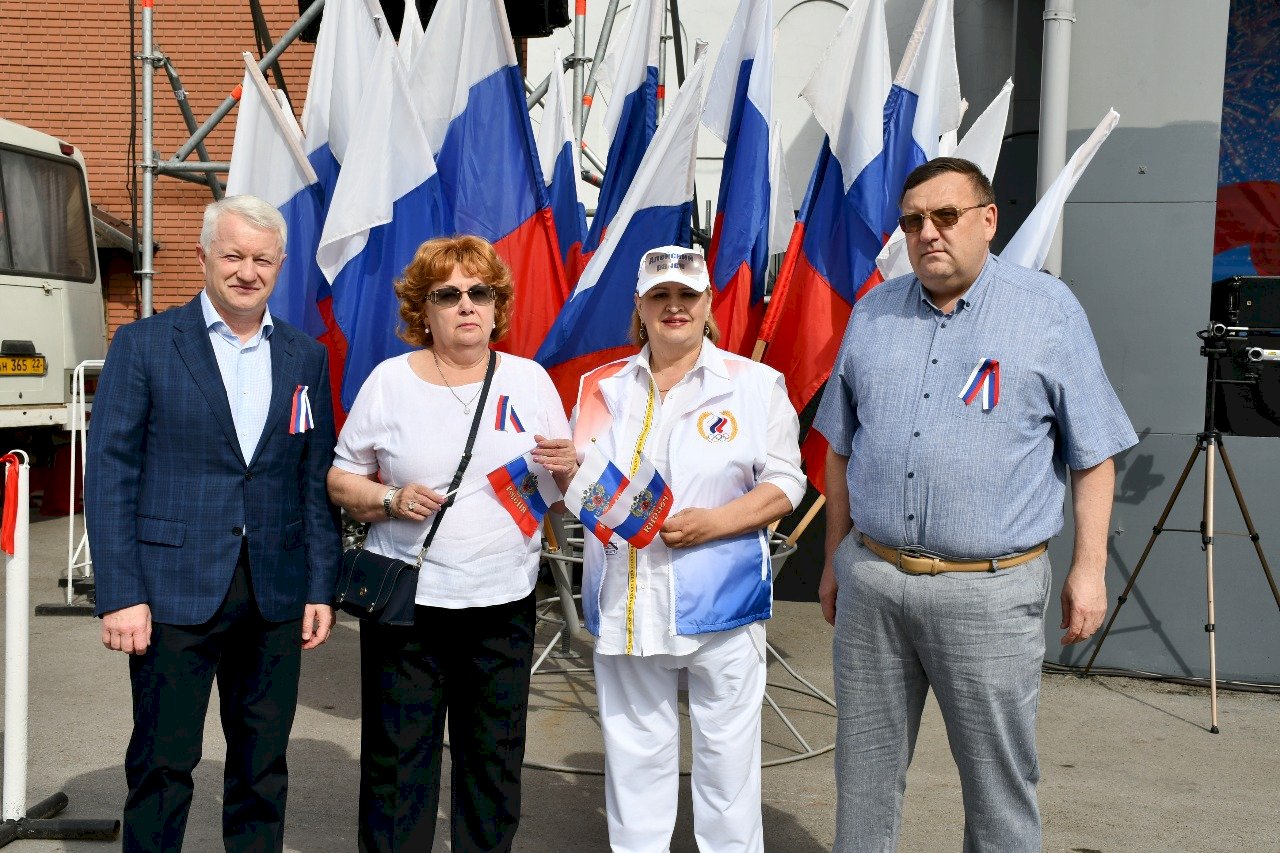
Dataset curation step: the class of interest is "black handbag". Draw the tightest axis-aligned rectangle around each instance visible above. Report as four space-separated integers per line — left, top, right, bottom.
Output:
334 350 497 626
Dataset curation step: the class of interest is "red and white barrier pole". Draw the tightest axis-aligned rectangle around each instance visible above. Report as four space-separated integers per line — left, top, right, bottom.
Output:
2 451 30 822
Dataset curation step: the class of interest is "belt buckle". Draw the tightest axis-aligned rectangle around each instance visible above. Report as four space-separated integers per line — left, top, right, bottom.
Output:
897 547 928 574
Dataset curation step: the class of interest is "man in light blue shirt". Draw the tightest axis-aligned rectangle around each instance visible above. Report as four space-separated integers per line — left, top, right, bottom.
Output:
814 157 1137 852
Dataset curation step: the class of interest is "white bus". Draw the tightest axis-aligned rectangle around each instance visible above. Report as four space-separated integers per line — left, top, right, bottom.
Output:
0 117 106 447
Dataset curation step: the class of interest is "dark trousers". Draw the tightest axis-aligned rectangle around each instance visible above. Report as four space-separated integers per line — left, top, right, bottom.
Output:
358 592 536 853
123 546 303 852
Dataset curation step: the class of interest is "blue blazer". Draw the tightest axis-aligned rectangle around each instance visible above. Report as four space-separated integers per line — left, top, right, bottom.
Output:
85 297 341 625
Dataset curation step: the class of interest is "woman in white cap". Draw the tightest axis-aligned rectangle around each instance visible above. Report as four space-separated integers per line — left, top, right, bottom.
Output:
570 245 805 852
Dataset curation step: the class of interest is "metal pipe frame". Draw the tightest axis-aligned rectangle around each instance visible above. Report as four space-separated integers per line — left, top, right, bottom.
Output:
1037 0 1076 276
579 0 622 136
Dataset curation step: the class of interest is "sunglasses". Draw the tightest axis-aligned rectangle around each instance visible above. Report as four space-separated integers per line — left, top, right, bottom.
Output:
641 250 707 278
897 204 987 234
425 284 497 307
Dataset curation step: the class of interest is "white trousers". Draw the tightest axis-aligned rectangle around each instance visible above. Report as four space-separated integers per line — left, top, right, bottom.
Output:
594 628 766 853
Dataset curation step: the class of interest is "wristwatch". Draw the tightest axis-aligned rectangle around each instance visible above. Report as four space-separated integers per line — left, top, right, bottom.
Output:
383 487 400 519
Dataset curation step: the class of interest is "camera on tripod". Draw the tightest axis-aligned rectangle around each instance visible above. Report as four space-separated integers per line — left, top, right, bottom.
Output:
1201 276 1280 437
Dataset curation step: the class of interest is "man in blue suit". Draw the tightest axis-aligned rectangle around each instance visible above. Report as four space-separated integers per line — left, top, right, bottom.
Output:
85 195 342 852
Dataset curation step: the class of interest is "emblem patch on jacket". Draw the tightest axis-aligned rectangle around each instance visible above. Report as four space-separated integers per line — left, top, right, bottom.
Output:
696 410 739 442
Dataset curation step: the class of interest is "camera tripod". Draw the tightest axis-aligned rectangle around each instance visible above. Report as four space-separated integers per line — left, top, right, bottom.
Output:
1082 332 1280 733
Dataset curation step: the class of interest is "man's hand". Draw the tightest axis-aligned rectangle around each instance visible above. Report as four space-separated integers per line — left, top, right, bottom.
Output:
1059 567 1107 645
302 603 335 650
102 603 152 655
660 508 723 549
819 560 839 626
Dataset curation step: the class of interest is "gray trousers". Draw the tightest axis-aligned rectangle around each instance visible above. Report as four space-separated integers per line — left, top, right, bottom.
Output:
831 533 1052 853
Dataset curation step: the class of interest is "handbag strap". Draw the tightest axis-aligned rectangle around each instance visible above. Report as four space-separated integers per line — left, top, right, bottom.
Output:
412 349 498 568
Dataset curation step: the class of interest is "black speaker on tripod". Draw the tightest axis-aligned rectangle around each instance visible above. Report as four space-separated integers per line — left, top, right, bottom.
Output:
1206 275 1280 437
298 1 570 42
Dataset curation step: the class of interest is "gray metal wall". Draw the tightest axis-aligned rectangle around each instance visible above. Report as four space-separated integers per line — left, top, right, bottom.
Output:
1040 1 1280 682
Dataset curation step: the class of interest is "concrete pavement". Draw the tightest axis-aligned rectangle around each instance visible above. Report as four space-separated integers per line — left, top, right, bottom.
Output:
4 513 1278 852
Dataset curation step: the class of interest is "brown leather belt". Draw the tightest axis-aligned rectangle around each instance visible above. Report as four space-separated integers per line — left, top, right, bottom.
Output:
860 534 1047 576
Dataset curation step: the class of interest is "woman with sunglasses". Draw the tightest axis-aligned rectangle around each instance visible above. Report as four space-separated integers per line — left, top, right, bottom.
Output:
570 246 805 852
327 235 576 852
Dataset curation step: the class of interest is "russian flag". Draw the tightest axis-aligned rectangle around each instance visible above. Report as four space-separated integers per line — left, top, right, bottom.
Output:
877 78 1013 281
225 55 326 340
703 0 791 357
486 452 563 537
760 0 890 412
565 445 631 544
407 0 568 360
877 0 962 241
757 0 890 491
316 31 447 409
537 47 589 271
535 52 710 408
1001 109 1120 272
581 0 662 260
299 0 381 200
597 453 673 549
397 0 424 68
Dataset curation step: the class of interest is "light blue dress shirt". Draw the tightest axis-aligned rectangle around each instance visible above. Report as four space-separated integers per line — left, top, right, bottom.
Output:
200 291 274 466
814 253 1138 559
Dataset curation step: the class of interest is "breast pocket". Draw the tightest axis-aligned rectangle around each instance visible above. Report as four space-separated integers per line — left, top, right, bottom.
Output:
946 360 1024 425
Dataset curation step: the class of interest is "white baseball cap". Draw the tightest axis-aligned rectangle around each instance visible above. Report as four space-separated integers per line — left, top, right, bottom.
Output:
635 245 710 296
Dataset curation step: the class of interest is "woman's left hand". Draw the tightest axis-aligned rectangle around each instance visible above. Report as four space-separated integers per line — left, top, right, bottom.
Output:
532 435 579 477
660 507 724 549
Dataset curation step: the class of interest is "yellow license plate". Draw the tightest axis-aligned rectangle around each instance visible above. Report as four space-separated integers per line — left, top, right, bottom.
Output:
0 355 47 376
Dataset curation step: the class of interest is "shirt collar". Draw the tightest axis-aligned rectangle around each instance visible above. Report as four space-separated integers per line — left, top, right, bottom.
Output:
629 340 728 383
199 290 274 341
914 251 997 316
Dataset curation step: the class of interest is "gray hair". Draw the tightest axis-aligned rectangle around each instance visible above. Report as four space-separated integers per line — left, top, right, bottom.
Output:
200 195 287 254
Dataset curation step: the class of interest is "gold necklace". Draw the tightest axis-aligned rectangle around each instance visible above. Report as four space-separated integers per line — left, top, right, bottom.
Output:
432 348 487 415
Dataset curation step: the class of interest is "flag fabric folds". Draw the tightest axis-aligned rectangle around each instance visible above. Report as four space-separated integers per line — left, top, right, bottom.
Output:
486 452 563 537
535 53 710 407
582 0 662 257
878 0 961 239
876 78 1014 281
565 445 631 543
299 0 381 198
760 0 891 413
537 47 589 270
316 31 447 409
703 0 784 356
564 447 672 548
594 453 673 548
226 55 327 339
1002 109 1120 272
408 0 568 360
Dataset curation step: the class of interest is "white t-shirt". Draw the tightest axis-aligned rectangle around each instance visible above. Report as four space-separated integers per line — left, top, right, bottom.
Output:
333 352 571 609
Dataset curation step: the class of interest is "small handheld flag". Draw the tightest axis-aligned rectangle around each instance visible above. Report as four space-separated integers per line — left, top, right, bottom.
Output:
596 452 673 549
959 359 1000 411
289 385 315 434
564 445 631 544
486 452 562 537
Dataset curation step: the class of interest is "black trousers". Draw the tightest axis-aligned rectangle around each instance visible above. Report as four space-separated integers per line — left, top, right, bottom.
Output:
358 592 536 853
123 544 303 852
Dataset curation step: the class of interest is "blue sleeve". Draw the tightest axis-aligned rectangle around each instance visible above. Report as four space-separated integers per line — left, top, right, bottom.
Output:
812 338 858 456
84 324 151 614
302 345 343 604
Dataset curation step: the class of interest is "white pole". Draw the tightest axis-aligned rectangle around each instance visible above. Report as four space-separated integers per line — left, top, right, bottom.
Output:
1037 0 1075 277
3 451 31 821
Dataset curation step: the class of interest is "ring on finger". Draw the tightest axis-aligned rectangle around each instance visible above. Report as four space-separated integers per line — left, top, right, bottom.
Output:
407 500 418 512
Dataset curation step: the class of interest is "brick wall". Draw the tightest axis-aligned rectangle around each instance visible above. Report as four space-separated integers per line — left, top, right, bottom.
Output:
1 2 317 337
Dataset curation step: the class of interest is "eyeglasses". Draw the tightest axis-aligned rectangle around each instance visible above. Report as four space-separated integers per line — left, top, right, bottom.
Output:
897 204 987 234
641 250 707 278
425 284 497 307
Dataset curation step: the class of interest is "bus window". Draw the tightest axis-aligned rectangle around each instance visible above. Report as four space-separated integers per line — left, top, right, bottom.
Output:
0 147 95 283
